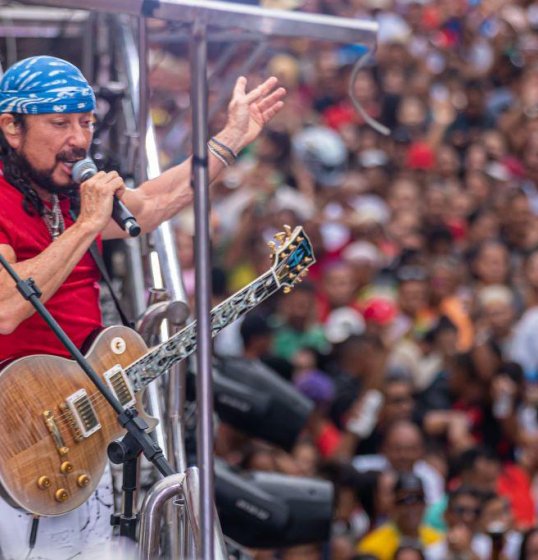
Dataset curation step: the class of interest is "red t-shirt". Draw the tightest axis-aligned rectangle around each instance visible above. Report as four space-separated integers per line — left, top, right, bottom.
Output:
0 172 102 361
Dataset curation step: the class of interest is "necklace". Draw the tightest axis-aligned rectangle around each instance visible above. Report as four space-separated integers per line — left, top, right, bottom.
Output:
43 194 65 240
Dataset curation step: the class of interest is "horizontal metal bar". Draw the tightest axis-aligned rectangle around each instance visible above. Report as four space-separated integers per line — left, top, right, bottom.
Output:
16 0 378 45
0 24 83 37
0 6 88 20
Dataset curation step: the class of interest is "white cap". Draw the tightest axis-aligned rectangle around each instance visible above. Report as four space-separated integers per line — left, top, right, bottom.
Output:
324 307 365 344
341 240 383 267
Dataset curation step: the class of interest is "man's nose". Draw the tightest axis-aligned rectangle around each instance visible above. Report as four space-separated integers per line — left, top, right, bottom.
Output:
67 122 88 147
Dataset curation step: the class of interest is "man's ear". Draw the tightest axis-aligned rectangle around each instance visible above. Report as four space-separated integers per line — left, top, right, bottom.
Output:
0 113 23 149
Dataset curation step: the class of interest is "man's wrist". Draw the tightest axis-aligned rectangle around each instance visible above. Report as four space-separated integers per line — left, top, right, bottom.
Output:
214 126 244 155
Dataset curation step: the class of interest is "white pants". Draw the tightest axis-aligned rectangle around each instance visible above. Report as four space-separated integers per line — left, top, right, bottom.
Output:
0 465 138 560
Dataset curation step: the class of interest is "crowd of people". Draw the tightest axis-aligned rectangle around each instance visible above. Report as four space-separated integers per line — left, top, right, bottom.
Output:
141 0 538 558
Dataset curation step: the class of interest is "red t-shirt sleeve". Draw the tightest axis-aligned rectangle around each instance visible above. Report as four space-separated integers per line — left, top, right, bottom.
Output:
498 464 536 529
316 421 342 457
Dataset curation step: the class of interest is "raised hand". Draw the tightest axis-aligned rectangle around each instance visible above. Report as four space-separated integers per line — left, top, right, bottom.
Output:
224 76 286 150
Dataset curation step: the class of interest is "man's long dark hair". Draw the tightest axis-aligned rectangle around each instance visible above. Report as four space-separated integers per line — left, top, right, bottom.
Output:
0 113 80 216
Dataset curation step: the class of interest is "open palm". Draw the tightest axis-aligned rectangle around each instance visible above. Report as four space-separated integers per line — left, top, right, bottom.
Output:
226 76 286 149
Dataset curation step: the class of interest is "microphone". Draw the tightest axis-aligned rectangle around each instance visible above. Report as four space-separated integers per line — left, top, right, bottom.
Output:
71 158 141 237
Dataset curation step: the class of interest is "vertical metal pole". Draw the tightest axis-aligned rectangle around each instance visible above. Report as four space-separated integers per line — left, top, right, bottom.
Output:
137 16 148 183
190 21 215 560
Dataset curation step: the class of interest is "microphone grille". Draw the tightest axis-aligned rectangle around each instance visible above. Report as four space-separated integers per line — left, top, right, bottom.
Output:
72 157 98 184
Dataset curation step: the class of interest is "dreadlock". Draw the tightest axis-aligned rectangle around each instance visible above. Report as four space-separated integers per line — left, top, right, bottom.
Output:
0 113 80 216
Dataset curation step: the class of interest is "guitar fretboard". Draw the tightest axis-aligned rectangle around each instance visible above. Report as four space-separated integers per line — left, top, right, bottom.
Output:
125 269 278 392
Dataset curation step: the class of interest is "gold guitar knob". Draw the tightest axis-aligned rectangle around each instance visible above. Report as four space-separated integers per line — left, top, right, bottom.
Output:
77 474 91 488
283 286 292 294
60 461 73 474
37 476 51 490
54 488 69 502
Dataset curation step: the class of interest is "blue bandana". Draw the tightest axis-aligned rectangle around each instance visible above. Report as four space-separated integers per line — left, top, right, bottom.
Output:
0 56 96 114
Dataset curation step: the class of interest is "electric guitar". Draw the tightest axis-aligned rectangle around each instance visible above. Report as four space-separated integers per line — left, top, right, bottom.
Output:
0 225 315 516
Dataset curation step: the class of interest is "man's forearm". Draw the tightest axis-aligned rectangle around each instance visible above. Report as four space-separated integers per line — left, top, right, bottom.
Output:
115 131 238 237
0 221 98 332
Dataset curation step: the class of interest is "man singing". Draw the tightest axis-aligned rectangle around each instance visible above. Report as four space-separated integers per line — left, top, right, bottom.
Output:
0 55 285 559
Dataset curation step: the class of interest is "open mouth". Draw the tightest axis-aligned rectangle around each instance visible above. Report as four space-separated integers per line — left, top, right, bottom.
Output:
59 160 83 175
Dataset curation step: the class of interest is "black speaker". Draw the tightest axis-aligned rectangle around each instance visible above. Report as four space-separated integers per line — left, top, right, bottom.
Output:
215 461 334 548
212 357 314 451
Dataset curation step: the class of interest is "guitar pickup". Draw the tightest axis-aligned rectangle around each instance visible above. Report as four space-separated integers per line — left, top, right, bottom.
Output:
104 365 136 409
65 389 101 438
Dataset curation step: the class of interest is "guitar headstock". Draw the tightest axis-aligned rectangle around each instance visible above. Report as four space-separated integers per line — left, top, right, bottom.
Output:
268 225 316 293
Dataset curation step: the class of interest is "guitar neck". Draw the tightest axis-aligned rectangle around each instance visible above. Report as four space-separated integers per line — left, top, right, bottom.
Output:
126 269 278 392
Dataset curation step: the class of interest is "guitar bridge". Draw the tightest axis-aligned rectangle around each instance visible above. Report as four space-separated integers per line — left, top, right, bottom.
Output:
65 389 101 438
43 410 69 456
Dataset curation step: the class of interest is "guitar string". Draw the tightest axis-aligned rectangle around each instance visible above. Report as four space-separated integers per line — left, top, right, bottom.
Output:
50 275 284 427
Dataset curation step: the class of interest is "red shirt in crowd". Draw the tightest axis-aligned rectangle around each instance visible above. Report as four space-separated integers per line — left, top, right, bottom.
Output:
0 170 102 361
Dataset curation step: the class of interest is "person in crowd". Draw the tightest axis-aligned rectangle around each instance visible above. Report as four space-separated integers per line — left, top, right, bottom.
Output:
270 281 330 361
425 447 501 531
356 472 443 560
473 492 522 560
353 419 444 506
429 485 483 558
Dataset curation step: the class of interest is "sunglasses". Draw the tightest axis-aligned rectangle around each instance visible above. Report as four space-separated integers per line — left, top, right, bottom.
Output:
395 493 425 506
451 505 481 517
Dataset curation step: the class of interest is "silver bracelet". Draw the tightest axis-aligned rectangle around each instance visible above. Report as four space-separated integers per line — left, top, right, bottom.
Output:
208 143 230 167
210 136 238 159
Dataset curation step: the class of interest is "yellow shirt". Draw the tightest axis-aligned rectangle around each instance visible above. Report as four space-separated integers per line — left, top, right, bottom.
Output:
356 523 443 560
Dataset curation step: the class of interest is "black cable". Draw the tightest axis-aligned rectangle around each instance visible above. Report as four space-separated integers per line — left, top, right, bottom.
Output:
28 516 39 549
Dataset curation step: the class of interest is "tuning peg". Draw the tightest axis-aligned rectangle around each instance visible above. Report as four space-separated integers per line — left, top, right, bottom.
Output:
283 286 292 294
296 265 305 272
267 240 277 254
299 270 309 278
284 225 292 237
288 273 297 281
274 231 287 243
296 235 304 242
304 257 313 264
288 244 297 251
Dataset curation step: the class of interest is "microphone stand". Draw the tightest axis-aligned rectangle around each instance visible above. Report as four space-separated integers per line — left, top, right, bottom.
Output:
0 253 177 539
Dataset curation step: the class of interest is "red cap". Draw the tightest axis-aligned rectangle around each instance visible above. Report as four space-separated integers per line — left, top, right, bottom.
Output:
363 298 397 325
406 141 436 170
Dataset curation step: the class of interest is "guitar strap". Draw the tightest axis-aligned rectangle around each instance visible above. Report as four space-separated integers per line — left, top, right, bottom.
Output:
88 241 135 329
69 209 135 329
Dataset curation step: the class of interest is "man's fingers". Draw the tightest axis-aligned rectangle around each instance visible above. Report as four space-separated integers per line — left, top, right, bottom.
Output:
261 100 285 121
245 76 279 103
256 87 287 112
233 75 247 98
